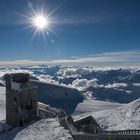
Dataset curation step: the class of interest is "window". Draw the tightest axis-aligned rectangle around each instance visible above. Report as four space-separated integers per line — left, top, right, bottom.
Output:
13 97 17 104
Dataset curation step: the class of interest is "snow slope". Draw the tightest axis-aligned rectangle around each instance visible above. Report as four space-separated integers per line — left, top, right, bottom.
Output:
0 79 5 87
74 98 140 131
73 99 121 115
0 119 73 140
0 87 5 121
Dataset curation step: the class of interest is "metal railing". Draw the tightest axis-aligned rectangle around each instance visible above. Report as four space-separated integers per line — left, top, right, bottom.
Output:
62 116 140 140
72 133 140 140
105 129 140 135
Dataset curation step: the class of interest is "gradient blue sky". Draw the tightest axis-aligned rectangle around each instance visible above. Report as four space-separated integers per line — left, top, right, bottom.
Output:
0 0 140 65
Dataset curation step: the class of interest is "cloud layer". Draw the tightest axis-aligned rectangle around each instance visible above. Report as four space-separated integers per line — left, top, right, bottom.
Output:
0 50 140 65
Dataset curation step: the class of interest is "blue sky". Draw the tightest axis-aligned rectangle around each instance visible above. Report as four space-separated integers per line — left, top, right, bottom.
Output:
0 0 140 65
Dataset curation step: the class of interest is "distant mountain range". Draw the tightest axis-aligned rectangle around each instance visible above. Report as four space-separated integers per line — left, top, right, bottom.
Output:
0 65 140 103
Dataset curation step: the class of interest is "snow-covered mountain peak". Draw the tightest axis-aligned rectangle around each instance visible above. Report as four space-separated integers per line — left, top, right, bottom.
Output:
93 98 140 131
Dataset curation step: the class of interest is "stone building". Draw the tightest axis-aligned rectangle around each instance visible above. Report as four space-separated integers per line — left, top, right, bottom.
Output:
4 73 37 127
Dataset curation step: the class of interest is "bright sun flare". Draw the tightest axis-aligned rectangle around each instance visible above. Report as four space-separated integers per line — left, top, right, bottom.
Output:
27 10 52 37
33 15 49 30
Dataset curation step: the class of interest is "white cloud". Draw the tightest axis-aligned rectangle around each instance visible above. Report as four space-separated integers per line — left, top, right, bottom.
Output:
105 83 128 89
0 50 140 66
37 74 59 85
0 68 33 78
133 83 140 87
57 67 92 78
69 78 98 91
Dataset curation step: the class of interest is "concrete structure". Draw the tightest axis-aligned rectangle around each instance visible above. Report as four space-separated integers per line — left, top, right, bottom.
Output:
37 102 66 119
74 116 102 134
4 73 37 127
61 115 140 140
31 80 84 114
61 116 102 134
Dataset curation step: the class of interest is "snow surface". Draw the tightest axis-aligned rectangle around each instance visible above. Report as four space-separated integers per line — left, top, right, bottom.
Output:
0 79 5 87
74 98 140 131
11 82 21 92
0 87 5 121
0 119 73 140
73 99 121 115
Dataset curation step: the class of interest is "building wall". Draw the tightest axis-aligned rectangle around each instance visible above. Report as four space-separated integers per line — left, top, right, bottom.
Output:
5 73 37 127
31 80 84 114
74 116 102 134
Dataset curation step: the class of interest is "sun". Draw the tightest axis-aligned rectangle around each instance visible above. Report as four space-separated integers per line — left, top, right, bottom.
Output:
33 15 49 30
23 9 53 37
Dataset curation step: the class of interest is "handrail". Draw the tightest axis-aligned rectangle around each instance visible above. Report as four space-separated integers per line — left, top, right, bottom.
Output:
105 129 140 135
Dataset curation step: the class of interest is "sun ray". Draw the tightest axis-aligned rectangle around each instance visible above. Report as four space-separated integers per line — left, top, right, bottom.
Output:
9 3 58 41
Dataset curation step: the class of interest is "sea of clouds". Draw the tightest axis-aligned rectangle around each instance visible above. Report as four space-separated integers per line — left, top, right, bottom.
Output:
0 65 140 103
